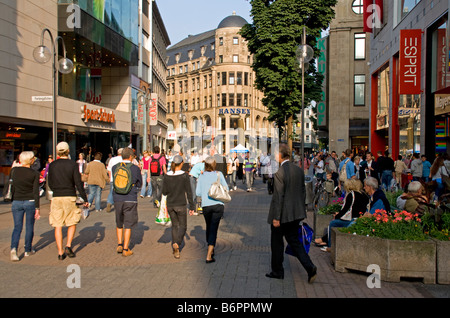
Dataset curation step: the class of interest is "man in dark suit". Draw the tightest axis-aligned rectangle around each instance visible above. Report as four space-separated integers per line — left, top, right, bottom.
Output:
266 144 317 283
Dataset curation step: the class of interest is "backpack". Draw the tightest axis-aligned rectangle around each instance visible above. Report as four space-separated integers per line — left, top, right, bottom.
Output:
150 156 161 176
339 159 350 182
113 162 134 194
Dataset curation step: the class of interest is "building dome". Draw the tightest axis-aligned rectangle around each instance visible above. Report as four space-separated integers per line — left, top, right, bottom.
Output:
217 12 248 29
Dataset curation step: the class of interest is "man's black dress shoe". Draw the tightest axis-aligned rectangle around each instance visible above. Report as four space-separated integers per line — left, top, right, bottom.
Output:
308 266 317 284
65 246 75 258
58 253 66 260
265 272 284 279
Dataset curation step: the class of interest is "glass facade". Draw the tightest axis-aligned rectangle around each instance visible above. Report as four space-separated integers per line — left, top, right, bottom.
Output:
59 0 139 45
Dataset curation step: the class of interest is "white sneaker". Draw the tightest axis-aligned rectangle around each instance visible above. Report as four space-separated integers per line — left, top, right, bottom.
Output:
10 248 19 261
24 250 36 257
234 186 237 191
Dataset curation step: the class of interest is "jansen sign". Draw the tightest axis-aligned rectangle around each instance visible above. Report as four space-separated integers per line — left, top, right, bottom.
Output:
399 29 422 95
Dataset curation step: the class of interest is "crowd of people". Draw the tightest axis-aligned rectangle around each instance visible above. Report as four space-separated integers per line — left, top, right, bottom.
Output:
309 147 450 252
7 139 449 285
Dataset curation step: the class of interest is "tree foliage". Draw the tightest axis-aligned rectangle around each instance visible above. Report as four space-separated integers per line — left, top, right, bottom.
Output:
240 0 337 128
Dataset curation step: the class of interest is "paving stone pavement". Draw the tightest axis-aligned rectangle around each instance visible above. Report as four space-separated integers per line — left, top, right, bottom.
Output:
0 176 449 299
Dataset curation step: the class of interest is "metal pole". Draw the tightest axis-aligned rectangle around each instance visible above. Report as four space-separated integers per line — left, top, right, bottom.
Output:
301 26 306 169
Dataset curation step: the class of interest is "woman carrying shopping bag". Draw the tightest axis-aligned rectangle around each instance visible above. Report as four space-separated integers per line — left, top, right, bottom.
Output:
196 156 229 263
162 155 195 259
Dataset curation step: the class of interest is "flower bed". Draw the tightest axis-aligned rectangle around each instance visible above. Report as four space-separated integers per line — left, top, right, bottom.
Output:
331 228 436 284
331 208 450 284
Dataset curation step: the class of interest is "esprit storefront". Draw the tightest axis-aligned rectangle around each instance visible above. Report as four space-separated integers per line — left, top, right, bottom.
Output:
370 1 450 159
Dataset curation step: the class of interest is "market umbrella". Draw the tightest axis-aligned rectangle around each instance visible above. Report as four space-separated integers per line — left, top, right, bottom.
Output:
230 144 249 153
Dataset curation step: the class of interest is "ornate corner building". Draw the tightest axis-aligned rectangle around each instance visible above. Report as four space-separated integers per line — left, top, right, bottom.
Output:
165 13 274 155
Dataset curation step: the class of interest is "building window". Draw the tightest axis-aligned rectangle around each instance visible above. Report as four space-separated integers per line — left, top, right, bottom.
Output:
354 75 366 106
184 80 188 92
229 72 235 85
222 93 227 106
354 33 366 60
217 73 221 86
184 65 188 73
219 55 223 63
397 0 421 22
197 77 200 90
236 93 242 106
192 79 196 91
233 55 239 63
222 72 227 86
244 94 248 107
233 37 239 45
351 0 364 14
229 94 235 106
179 82 182 93
219 37 223 46
237 72 242 85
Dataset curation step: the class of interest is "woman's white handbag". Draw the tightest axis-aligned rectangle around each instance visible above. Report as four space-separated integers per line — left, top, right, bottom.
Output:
208 172 231 203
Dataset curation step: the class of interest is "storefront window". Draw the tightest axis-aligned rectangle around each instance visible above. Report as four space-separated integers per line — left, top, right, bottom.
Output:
398 94 421 156
431 19 449 93
377 64 390 130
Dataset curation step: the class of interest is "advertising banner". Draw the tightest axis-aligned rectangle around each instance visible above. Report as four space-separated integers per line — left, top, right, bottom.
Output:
149 93 158 126
399 29 422 95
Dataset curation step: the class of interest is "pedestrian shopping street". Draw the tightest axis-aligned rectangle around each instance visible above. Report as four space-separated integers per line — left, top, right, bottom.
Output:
0 177 448 299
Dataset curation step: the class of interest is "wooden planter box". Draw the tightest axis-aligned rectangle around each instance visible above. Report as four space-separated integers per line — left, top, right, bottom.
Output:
435 239 450 285
313 214 333 239
331 228 436 284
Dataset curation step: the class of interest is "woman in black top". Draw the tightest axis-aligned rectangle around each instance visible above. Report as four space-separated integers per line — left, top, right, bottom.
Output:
162 155 195 259
10 151 40 261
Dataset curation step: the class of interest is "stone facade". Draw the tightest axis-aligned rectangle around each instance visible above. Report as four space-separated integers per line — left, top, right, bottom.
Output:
327 0 370 154
166 13 273 155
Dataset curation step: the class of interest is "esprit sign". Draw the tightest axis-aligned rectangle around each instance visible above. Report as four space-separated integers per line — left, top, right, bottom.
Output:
81 105 115 124
149 93 158 126
399 29 422 95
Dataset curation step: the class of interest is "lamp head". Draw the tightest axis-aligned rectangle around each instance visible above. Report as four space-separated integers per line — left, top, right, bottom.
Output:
58 57 74 74
33 45 52 64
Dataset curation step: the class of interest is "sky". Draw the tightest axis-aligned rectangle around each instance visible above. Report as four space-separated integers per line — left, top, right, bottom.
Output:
156 0 252 47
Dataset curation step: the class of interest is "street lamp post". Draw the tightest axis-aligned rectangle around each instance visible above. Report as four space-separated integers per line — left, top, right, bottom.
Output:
296 26 314 168
33 28 73 159
138 86 151 152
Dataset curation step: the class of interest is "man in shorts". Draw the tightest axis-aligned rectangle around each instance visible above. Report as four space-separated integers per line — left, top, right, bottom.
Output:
112 147 142 256
48 142 89 260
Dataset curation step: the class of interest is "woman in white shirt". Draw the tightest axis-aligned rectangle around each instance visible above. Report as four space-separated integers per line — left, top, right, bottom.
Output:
430 155 448 202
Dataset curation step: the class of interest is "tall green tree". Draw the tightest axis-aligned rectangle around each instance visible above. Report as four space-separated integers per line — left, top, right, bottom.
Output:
240 0 337 135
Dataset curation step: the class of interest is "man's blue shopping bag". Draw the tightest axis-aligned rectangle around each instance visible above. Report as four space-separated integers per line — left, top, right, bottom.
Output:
285 222 314 255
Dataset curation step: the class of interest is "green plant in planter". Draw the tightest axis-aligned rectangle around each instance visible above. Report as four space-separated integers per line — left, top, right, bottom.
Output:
318 197 343 215
422 211 450 241
342 209 427 241
384 189 404 209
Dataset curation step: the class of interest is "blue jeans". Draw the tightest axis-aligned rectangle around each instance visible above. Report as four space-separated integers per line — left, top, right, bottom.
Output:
327 218 352 247
107 182 114 205
11 200 36 252
88 184 102 211
140 171 152 197
381 170 393 191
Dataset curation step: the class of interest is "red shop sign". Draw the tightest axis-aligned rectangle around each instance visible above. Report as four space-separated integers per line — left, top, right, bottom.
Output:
399 29 422 95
